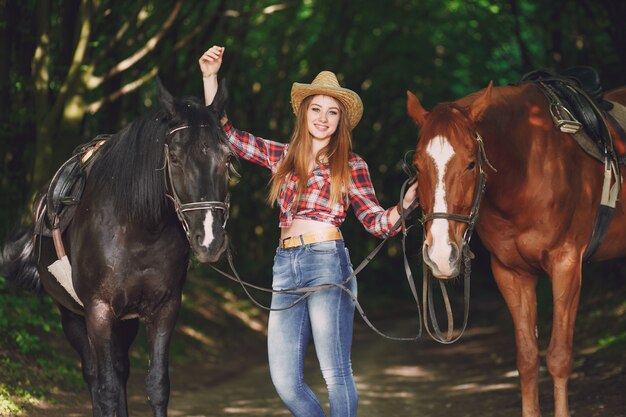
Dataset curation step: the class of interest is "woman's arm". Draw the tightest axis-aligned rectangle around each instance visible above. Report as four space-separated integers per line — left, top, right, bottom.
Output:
198 45 224 106
387 181 418 225
349 156 418 238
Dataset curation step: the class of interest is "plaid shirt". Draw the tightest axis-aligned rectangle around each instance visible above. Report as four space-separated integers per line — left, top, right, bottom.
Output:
224 122 398 238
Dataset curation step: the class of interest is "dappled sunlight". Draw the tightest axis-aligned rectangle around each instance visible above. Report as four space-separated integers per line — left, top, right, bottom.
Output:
448 381 517 393
222 406 289 415
363 390 415 399
179 325 216 347
220 299 267 333
192 305 217 321
197 280 268 333
220 398 289 415
578 345 599 355
63 97 85 121
528 104 551 129
383 365 433 378
357 378 417 400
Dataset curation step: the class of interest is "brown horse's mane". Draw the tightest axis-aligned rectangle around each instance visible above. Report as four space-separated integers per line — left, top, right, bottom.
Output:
420 102 475 146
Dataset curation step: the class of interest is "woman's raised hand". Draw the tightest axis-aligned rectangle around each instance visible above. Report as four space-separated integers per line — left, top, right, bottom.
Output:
199 45 224 77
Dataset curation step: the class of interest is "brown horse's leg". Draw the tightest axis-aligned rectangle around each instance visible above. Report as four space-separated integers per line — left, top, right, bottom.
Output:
145 295 182 417
491 258 541 417
85 301 119 417
546 258 582 417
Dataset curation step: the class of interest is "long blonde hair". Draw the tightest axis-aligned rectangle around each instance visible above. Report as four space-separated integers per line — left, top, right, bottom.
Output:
267 95 353 206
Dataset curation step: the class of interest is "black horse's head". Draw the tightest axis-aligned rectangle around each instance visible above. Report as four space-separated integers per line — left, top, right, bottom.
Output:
90 79 233 263
157 79 233 263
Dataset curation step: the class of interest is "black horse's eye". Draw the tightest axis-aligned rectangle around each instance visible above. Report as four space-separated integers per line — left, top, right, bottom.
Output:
467 161 476 171
168 152 180 165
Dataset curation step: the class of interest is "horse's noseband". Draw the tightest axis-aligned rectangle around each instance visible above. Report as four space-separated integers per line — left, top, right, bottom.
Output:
163 125 230 241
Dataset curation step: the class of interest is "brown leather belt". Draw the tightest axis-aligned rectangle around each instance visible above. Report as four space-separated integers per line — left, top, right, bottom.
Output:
280 228 343 249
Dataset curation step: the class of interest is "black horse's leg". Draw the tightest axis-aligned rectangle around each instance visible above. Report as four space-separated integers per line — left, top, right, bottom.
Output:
113 318 140 417
85 302 120 417
144 295 182 417
59 305 98 406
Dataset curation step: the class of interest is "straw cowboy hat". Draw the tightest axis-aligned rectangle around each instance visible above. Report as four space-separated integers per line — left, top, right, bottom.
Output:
291 71 363 129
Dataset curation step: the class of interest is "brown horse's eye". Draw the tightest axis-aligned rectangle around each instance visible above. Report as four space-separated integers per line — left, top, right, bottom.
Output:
467 161 476 171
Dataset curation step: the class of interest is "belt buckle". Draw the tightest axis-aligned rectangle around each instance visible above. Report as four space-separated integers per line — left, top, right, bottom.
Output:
281 235 302 249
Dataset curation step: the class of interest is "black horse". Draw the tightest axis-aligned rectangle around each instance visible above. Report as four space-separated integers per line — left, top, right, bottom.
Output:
1 80 233 417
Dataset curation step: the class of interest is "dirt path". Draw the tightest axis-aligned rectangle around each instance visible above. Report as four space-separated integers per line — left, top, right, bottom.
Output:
25 308 625 417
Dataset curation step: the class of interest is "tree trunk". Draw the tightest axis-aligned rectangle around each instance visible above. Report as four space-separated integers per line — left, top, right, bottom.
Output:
32 0 53 189
0 0 9 115
32 0 92 187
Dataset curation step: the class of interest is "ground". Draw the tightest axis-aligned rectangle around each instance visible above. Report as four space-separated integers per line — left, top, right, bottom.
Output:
12 271 626 417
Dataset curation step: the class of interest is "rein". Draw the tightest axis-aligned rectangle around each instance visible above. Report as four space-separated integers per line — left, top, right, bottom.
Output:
163 125 230 240
209 176 424 342
418 132 495 344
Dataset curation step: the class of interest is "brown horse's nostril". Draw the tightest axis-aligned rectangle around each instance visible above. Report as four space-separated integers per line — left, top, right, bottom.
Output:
422 242 434 268
449 241 460 265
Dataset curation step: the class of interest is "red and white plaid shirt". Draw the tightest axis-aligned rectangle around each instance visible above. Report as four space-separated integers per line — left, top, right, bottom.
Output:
224 122 398 238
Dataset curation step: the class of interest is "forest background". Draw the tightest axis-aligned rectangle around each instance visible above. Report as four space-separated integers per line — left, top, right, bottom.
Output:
1 0 625 414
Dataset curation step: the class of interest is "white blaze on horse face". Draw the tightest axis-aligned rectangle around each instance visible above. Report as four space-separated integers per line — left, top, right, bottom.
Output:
426 135 456 275
201 211 216 247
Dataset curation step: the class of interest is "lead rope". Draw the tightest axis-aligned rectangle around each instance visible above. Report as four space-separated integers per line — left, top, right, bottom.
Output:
209 175 424 341
422 244 472 344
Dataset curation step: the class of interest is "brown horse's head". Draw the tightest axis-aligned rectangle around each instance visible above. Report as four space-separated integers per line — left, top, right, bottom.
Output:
407 82 493 279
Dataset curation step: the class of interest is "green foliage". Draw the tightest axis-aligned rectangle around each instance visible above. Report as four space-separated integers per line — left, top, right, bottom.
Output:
0 276 81 413
0 384 23 416
598 331 626 349
0 276 60 354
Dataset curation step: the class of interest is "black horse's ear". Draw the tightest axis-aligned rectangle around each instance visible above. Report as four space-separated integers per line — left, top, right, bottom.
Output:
156 76 176 116
210 78 228 118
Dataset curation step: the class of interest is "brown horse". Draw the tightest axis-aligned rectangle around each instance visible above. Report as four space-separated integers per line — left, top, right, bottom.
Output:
407 80 626 417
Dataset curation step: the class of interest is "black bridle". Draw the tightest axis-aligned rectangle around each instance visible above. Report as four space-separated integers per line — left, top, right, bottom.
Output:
163 125 231 241
419 132 493 243
418 132 496 343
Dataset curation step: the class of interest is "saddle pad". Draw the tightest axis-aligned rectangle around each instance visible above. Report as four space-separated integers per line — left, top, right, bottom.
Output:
607 101 626 156
572 101 626 164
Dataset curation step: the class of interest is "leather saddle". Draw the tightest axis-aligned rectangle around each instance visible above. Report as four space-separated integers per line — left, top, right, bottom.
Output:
520 66 626 163
35 135 110 237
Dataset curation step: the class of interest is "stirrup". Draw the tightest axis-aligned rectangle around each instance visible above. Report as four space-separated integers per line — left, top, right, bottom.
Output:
549 103 582 133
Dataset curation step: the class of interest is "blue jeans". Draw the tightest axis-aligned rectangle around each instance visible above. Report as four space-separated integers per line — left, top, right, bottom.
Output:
268 239 357 417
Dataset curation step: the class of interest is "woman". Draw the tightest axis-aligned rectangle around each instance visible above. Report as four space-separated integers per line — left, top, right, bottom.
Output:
199 45 417 417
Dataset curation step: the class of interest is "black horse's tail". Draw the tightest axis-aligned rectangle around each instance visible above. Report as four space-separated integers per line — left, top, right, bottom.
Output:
0 224 41 292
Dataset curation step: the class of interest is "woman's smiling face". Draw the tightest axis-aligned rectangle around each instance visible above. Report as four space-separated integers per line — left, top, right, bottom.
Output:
306 95 341 141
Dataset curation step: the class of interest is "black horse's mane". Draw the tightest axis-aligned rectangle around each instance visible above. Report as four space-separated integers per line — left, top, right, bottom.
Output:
89 94 226 225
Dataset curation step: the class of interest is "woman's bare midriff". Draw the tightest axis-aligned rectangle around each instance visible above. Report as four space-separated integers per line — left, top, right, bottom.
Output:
280 219 337 240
